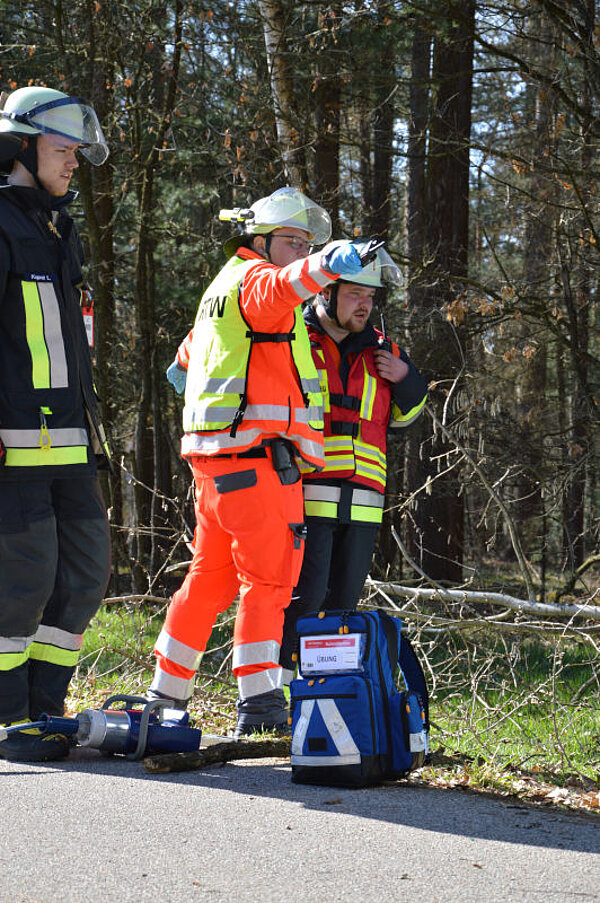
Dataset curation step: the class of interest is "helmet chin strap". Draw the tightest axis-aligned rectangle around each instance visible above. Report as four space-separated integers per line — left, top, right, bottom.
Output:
323 283 341 326
15 135 43 188
264 233 273 260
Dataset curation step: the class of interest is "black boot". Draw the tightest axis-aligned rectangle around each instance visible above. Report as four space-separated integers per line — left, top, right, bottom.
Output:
0 721 70 763
234 689 289 740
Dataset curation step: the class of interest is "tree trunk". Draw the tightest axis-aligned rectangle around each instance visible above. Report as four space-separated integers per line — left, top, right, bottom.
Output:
413 0 475 583
258 0 307 187
403 10 431 567
312 7 342 232
563 0 595 570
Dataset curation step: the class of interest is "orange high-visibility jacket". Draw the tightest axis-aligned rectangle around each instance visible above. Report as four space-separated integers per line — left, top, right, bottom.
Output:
177 248 337 468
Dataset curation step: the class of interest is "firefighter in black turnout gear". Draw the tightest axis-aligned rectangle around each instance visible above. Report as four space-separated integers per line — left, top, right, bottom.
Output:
0 86 111 762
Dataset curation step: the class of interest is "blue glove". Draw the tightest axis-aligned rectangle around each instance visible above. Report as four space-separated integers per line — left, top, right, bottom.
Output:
166 361 187 395
320 240 364 276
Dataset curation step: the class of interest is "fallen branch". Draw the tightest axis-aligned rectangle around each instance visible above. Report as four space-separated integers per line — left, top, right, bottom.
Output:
366 579 600 621
143 737 291 774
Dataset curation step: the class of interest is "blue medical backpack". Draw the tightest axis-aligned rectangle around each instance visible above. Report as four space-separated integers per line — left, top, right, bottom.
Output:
289 609 429 787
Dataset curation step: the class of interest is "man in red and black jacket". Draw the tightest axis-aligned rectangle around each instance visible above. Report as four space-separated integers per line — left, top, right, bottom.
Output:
279 247 428 685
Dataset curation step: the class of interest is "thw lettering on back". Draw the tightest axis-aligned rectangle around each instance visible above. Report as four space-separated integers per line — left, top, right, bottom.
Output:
197 295 227 320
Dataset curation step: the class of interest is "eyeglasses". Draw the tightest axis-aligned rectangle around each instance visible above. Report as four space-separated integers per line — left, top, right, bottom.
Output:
272 234 313 253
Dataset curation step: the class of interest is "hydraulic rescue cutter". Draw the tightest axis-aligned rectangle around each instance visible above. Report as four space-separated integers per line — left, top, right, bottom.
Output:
0 695 202 760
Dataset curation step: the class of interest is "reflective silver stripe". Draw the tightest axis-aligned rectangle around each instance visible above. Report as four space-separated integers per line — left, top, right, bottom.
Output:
290 698 360 765
300 377 321 393
281 667 295 686
303 484 383 507
288 279 316 302
182 426 266 455
319 698 361 757
232 639 280 669
194 375 317 398
291 754 361 766
237 666 283 699
286 260 320 301
155 629 202 672
39 281 69 387
0 428 88 448
295 434 325 461
352 488 384 508
149 665 196 701
0 634 35 654
35 624 82 651
296 406 323 424
303 257 338 291
194 377 247 394
291 698 314 756
355 440 386 467
304 484 341 503
185 402 295 426
181 428 323 464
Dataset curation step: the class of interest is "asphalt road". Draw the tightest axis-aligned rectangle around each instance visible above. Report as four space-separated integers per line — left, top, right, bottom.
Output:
1 747 598 903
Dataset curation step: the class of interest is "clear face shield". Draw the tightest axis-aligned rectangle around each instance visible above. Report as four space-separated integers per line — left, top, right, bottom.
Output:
10 97 109 165
377 248 402 288
250 187 332 246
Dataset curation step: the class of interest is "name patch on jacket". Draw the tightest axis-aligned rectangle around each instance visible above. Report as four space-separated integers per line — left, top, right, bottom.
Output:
23 273 58 282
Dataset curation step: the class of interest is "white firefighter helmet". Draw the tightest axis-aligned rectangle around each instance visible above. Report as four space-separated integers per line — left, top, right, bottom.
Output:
246 187 331 244
342 245 401 288
0 86 108 165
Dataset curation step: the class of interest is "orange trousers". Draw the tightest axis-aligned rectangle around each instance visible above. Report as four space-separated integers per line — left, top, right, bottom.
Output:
150 450 305 703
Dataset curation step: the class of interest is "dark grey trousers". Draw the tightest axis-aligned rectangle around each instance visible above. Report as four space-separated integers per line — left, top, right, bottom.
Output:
0 477 111 722
279 517 378 673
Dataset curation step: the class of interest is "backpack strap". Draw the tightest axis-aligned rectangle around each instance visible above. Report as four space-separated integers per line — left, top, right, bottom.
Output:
399 634 430 729
378 610 400 674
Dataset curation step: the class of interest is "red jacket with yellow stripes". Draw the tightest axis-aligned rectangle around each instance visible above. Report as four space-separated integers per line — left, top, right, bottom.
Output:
303 305 428 494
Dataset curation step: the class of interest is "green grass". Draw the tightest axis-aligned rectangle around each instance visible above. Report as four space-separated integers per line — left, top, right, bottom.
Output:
67 603 599 787
426 636 599 781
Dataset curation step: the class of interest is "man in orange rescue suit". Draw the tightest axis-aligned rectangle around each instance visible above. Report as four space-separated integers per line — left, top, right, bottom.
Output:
151 187 375 738
0 86 111 762
279 246 428 685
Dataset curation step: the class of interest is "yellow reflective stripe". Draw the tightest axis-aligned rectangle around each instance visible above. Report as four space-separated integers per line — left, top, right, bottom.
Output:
355 438 386 488
355 460 386 488
22 281 50 389
317 366 330 413
28 641 79 667
5 446 88 467
0 651 29 670
355 440 386 468
304 499 338 518
390 394 427 426
360 360 377 421
324 454 354 470
323 436 354 465
350 504 383 524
